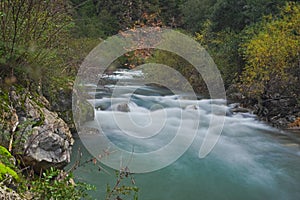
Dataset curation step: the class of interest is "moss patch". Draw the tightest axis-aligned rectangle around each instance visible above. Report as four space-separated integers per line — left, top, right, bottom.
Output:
0 146 19 182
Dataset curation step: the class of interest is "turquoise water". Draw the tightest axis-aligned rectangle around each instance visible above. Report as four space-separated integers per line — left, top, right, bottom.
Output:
70 126 300 200
70 70 300 200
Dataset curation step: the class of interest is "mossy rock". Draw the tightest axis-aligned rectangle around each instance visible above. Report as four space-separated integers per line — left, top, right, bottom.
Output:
0 146 19 182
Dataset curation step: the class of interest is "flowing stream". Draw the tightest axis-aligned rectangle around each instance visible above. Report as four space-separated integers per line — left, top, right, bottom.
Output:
69 69 300 200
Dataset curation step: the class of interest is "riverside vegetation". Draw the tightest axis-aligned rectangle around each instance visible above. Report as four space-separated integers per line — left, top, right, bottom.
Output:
0 0 299 199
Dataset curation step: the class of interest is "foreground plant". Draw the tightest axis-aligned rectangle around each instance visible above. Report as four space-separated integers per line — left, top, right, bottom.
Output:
29 167 94 200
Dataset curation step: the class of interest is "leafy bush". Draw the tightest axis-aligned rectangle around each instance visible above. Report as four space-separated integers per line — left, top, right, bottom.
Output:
105 170 139 200
29 167 95 200
0 0 75 97
0 145 94 200
239 2 300 98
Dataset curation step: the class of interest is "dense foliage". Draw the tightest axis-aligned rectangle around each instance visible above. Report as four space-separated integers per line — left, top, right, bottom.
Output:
239 2 300 98
0 0 72 81
1 0 298 98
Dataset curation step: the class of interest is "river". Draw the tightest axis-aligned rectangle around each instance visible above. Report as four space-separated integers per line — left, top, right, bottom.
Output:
69 69 300 200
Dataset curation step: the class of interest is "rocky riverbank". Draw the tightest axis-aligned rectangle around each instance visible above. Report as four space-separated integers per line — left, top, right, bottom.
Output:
0 86 73 171
227 88 300 130
0 85 83 199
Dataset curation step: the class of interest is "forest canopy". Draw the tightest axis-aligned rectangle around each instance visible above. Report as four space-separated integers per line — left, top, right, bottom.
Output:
0 0 299 102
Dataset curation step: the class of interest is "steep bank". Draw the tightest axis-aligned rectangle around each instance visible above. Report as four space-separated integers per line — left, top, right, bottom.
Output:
0 85 82 199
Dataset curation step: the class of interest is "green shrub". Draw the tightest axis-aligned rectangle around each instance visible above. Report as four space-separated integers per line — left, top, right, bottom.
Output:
30 167 95 200
239 2 300 98
105 170 139 200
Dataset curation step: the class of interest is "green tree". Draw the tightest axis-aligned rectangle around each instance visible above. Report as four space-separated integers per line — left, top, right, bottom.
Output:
181 0 290 33
210 0 288 32
196 27 244 88
181 0 217 33
71 0 164 38
239 2 300 98
159 0 184 28
0 0 73 83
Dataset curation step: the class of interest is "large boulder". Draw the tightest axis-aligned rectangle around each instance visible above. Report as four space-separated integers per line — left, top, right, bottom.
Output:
22 105 74 171
23 98 74 170
3 87 74 172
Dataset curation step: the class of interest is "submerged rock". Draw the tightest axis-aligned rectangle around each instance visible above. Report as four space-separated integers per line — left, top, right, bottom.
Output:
109 103 130 112
117 103 130 112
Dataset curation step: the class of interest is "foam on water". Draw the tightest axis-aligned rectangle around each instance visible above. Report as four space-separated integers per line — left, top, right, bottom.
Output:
73 70 300 200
